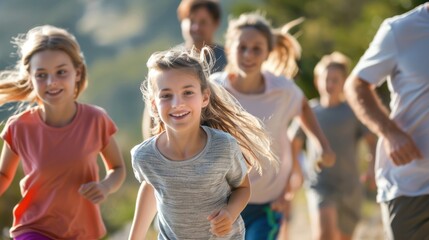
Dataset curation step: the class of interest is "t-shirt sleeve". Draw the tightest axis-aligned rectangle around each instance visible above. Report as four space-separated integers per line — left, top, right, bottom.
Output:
352 19 398 86
130 144 147 183
226 138 248 188
97 108 118 149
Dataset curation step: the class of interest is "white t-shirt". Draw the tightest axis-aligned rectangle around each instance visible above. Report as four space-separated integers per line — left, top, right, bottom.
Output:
352 3 429 202
211 71 304 203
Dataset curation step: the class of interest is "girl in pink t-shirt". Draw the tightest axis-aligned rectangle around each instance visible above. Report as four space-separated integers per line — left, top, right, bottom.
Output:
0 25 126 240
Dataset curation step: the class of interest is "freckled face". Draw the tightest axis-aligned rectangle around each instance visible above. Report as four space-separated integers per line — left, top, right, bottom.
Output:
151 69 209 133
228 27 270 75
29 50 81 106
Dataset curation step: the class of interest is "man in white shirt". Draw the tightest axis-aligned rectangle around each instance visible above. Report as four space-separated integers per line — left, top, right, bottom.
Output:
344 3 429 239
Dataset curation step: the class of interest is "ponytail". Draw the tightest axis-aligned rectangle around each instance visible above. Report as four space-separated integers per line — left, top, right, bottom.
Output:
264 17 304 78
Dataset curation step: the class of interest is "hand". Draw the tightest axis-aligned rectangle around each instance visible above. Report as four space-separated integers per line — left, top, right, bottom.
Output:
384 128 423 166
207 209 233 237
288 169 303 193
79 181 109 204
270 194 291 220
315 148 336 172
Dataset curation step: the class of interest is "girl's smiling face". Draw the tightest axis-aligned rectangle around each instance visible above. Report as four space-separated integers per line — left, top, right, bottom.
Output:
29 49 81 106
228 27 270 75
151 68 209 133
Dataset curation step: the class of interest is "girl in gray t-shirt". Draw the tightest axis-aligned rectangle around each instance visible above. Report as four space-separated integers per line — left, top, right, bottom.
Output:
129 47 278 240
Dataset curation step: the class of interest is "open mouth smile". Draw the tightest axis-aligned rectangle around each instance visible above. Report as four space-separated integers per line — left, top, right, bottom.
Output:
170 111 190 119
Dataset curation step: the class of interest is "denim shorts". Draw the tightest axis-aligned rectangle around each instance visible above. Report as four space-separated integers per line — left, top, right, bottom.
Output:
241 203 282 240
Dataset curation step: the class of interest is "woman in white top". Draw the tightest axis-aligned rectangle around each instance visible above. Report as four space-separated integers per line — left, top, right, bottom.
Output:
211 12 335 240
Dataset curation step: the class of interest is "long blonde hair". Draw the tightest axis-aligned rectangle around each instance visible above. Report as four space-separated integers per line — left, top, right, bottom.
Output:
0 25 87 108
142 46 278 173
224 12 302 79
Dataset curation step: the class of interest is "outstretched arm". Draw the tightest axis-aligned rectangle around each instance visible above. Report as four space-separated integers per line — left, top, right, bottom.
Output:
208 175 250 237
344 75 422 165
129 181 158 240
0 143 20 196
298 98 335 168
79 138 126 203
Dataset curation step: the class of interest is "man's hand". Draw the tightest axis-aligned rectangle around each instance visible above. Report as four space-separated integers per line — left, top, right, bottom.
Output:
384 128 423 165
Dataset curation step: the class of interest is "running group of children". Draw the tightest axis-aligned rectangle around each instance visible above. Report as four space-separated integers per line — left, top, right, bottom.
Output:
1 0 428 240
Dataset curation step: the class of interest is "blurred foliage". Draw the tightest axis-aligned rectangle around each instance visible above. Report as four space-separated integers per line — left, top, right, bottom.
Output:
0 0 426 238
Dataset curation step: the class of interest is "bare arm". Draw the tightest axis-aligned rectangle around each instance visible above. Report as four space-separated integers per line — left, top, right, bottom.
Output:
129 181 158 240
298 98 335 168
289 136 304 194
271 136 304 228
0 143 20 196
79 138 126 203
208 175 250 237
344 75 422 165
224 175 250 222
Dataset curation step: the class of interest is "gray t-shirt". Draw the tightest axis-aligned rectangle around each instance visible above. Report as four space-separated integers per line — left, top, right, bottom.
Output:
294 101 368 194
131 126 246 240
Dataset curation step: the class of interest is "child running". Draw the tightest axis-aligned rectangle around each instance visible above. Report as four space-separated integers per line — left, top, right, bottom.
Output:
128 46 277 240
210 12 335 240
0 25 126 240
292 52 377 240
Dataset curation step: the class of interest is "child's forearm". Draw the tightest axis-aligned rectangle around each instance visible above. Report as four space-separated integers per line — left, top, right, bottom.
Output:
299 99 335 167
129 181 157 240
100 166 126 194
299 99 330 150
0 144 20 196
99 139 126 194
0 174 13 196
225 175 250 221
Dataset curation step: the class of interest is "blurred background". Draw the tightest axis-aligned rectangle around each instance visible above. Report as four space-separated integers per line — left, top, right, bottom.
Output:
0 0 425 239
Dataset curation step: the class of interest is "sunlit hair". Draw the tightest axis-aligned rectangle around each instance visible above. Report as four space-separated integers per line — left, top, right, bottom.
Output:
224 12 302 78
141 46 278 174
0 25 87 109
177 0 221 23
314 51 351 80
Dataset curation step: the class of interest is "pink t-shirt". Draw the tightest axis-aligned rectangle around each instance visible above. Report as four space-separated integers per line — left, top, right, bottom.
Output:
212 71 304 203
1 103 117 239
